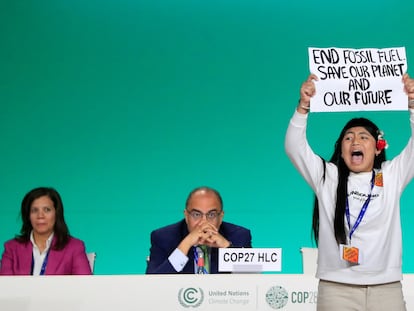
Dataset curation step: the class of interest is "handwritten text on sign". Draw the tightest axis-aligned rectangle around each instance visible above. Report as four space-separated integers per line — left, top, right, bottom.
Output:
308 47 407 112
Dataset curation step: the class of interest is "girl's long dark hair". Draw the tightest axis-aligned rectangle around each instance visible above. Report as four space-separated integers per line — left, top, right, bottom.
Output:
312 118 386 245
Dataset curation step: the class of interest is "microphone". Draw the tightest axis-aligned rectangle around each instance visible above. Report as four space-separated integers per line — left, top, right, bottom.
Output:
196 246 205 274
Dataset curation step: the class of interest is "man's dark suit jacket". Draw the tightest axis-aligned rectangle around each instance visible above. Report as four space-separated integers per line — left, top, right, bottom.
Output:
145 219 252 274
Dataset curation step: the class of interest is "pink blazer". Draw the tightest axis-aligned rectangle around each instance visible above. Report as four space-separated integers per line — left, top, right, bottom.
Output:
0 236 92 275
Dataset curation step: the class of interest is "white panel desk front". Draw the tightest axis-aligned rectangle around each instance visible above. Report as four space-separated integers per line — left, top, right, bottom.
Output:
0 274 413 310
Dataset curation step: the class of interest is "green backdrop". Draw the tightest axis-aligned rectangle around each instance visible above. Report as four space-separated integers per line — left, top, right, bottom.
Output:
1 1 413 274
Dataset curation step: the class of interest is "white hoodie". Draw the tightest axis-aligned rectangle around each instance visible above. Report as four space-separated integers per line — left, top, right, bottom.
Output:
285 110 414 285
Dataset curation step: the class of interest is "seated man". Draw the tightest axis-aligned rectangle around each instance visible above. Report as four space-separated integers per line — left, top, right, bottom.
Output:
146 186 252 274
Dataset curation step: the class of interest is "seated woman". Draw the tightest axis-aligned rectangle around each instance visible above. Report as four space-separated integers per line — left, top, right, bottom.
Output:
0 187 92 275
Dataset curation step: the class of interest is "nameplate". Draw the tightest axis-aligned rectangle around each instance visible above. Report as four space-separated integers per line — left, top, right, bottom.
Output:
218 248 282 272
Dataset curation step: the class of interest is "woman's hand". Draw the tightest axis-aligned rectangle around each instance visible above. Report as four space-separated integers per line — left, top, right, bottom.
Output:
403 73 414 109
297 74 318 114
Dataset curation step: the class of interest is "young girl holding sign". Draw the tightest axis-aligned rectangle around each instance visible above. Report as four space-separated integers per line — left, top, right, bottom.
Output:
285 73 414 311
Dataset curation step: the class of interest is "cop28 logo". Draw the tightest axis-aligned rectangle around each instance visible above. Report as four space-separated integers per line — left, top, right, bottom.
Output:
265 286 289 309
178 287 204 308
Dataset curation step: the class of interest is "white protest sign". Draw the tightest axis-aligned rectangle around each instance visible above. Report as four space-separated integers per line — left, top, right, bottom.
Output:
218 248 282 272
308 47 408 112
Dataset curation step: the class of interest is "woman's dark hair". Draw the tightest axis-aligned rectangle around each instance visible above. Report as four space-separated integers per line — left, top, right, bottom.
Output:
312 118 386 245
16 187 70 250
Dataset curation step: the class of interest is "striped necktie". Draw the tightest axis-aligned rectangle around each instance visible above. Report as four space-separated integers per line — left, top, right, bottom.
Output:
199 245 210 274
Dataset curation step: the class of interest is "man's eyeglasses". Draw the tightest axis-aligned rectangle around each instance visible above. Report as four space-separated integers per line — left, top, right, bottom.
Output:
186 209 222 221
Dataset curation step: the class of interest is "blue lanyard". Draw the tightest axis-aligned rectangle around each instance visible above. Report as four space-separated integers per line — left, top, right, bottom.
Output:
345 170 375 241
31 249 50 276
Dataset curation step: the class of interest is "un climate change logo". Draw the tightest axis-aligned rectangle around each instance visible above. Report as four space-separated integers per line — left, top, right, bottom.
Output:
178 287 204 308
265 286 289 309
